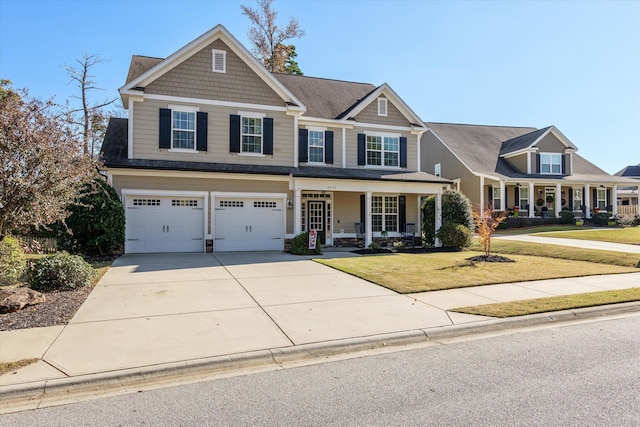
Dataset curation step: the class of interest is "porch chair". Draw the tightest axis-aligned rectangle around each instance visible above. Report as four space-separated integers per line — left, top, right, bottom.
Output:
401 223 417 248
354 222 365 247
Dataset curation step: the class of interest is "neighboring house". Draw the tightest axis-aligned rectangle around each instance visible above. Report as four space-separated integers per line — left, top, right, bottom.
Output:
614 164 639 215
421 123 637 219
101 25 450 254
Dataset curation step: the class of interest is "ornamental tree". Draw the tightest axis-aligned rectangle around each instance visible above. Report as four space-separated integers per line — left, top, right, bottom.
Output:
0 81 94 239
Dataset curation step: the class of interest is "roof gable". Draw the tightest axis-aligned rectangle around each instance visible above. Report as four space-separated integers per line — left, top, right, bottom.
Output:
343 84 426 128
120 24 304 110
499 126 576 156
615 164 640 177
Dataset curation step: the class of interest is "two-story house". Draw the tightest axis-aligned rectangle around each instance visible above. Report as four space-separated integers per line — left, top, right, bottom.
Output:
101 25 450 253
420 123 636 219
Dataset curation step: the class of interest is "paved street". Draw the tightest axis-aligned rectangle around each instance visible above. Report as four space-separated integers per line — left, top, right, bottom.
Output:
3 313 638 426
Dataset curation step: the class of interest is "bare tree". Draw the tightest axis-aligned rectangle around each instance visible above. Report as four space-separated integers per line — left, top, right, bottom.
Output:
64 52 118 158
241 0 304 73
0 81 95 239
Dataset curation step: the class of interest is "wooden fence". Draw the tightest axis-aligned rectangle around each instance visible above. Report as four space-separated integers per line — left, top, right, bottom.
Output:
617 205 638 218
15 235 58 254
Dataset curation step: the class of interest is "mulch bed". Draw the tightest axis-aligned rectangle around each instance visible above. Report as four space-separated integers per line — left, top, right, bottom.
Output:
465 254 515 263
0 285 93 331
351 248 394 255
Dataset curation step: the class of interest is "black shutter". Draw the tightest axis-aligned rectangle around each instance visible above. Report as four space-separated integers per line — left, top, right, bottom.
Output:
504 188 508 209
263 118 274 155
298 129 308 163
592 188 597 208
325 131 334 164
400 137 407 168
568 188 573 208
360 194 365 225
357 134 366 165
196 112 208 152
536 154 541 173
606 189 611 210
399 195 406 232
159 108 171 149
562 154 566 174
488 186 493 203
514 187 520 207
229 115 240 153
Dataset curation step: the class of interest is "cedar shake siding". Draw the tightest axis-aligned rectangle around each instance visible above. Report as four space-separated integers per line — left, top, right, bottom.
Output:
131 99 295 166
353 97 411 127
145 39 284 106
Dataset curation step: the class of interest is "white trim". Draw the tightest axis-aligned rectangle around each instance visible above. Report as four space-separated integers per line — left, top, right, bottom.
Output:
363 132 401 168
238 110 266 118
501 147 538 158
306 128 326 164
351 122 414 132
143 93 289 112
168 148 200 154
211 49 226 73
127 99 134 159
293 115 299 167
539 152 563 175
377 98 388 116
168 104 199 112
109 168 290 182
237 152 265 158
210 191 286 199
527 151 531 174
298 116 355 128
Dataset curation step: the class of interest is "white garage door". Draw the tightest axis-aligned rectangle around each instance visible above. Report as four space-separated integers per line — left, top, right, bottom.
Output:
125 196 205 253
214 198 284 251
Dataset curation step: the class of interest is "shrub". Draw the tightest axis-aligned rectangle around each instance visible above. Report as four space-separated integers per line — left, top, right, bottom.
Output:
592 212 609 226
57 177 125 256
28 252 95 292
436 223 471 250
0 236 27 285
422 190 474 246
288 232 322 255
558 210 575 225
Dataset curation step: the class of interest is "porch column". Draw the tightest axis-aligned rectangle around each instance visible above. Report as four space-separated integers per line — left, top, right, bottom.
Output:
529 182 535 218
500 180 505 211
612 185 618 216
435 191 442 248
585 184 591 219
365 191 372 247
479 176 485 218
293 189 302 235
555 182 562 218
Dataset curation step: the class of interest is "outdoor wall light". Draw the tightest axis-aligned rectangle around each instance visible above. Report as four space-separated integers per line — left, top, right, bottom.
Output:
287 199 293 209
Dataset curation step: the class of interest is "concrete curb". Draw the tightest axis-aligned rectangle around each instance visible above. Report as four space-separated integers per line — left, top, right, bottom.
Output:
2 301 639 413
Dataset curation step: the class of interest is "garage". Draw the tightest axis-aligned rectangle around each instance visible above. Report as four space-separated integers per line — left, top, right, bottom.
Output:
214 197 284 251
125 195 205 253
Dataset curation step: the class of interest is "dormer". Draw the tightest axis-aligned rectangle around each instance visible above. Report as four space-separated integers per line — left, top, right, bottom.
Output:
500 126 577 175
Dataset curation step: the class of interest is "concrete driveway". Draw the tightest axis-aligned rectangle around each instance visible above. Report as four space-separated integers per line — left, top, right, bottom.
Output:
34 252 463 378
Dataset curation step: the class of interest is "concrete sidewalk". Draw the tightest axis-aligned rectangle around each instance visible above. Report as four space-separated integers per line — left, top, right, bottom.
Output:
494 234 640 254
1 251 639 411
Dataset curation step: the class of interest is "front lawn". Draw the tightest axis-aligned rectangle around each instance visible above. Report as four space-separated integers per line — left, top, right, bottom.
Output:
494 225 585 235
316 250 637 294
538 226 640 245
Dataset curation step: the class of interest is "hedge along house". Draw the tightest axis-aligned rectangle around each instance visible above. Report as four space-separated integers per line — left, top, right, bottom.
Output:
420 123 636 219
101 25 450 253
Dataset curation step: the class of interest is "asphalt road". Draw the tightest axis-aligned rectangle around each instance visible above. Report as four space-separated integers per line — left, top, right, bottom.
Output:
3 314 639 426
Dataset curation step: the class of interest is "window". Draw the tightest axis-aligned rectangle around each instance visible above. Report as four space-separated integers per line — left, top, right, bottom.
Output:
172 111 196 150
573 188 582 211
241 116 262 154
367 135 399 167
308 130 324 163
519 187 529 209
212 49 226 73
540 153 562 174
378 98 388 116
596 189 606 209
492 187 502 210
371 196 398 232
434 163 441 177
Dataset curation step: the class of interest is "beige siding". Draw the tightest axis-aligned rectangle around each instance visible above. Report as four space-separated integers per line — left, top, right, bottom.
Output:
535 133 566 153
131 98 294 166
146 39 284 106
507 153 528 173
334 192 361 233
354 97 411 127
421 131 481 207
344 128 418 170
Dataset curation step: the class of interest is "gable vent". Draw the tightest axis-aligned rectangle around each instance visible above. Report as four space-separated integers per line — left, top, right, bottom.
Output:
378 98 388 116
212 49 226 73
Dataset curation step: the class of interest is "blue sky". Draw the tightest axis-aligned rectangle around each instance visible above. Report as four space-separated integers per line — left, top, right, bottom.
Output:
1 0 638 174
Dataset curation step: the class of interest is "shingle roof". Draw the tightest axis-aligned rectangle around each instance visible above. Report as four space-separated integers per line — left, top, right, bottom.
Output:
101 118 450 184
126 55 163 85
499 126 551 155
268 74 377 120
614 164 640 177
425 122 621 181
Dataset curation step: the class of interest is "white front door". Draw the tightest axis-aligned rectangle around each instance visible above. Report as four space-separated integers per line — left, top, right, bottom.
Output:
125 196 204 253
214 198 283 251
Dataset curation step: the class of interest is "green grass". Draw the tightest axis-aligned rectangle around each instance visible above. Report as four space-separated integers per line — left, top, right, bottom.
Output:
316 250 637 294
470 240 640 268
494 225 585 235
538 226 640 245
451 288 640 317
